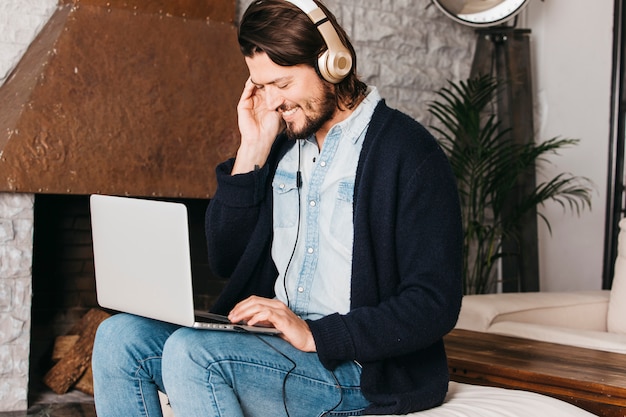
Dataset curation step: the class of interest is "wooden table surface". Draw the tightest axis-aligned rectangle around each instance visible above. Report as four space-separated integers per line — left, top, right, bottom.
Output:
444 329 626 417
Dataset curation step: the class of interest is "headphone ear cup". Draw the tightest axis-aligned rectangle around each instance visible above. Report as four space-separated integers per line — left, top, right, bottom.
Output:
317 49 353 84
285 0 353 83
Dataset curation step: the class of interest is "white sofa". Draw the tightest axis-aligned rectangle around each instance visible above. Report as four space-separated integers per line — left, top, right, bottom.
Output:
456 218 626 354
159 381 596 416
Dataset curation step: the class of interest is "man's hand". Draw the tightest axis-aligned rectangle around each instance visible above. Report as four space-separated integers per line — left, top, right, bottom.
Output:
228 296 317 352
232 78 283 175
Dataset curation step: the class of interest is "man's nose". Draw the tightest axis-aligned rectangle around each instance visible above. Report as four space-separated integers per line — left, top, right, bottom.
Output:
264 86 283 110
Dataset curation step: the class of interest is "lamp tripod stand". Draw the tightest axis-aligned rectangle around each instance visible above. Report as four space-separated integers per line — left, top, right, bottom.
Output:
470 27 539 292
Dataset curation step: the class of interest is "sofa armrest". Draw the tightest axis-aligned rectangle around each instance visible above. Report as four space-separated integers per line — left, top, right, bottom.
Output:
455 290 610 332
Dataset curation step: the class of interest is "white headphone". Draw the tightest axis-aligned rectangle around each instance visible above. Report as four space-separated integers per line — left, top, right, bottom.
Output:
284 0 353 84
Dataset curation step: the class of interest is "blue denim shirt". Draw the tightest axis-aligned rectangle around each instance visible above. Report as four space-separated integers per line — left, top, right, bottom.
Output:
272 88 382 320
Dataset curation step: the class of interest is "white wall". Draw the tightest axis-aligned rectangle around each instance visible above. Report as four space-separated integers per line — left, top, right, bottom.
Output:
524 0 614 290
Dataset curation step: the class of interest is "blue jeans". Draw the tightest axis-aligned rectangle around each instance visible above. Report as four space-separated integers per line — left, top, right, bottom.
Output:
92 313 369 416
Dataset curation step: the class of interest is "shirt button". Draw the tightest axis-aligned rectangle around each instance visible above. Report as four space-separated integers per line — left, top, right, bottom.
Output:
307 247 314 254
279 183 285 189
298 287 304 293
320 161 327 167
309 200 316 207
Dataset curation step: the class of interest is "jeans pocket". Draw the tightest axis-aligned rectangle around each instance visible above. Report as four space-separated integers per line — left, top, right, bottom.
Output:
318 408 365 417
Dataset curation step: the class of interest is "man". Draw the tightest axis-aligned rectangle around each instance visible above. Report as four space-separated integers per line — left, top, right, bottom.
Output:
92 0 463 415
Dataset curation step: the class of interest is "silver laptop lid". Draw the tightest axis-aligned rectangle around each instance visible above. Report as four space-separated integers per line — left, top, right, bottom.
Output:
90 194 195 327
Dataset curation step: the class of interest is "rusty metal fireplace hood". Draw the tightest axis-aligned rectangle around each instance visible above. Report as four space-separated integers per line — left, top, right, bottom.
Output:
0 0 248 198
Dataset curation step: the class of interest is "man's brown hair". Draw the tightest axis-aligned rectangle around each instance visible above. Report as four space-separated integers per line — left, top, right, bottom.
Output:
238 0 367 110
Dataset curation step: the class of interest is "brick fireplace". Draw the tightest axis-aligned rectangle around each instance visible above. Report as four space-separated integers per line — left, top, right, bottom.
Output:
0 193 223 411
0 0 247 411
27 194 222 399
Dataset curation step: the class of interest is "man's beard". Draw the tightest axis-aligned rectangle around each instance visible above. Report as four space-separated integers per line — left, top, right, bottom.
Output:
283 84 337 140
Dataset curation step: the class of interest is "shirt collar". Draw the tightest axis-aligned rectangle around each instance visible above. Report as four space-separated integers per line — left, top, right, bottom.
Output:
305 87 382 146
328 86 381 144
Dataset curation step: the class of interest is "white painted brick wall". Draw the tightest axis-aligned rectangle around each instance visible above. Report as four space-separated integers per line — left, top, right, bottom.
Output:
0 0 56 410
0 0 57 84
0 193 34 411
0 0 473 411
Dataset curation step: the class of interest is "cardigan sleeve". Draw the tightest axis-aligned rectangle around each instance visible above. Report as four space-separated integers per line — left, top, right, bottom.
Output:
205 158 270 278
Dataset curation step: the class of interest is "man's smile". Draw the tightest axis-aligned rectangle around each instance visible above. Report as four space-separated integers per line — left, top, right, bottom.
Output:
279 105 300 120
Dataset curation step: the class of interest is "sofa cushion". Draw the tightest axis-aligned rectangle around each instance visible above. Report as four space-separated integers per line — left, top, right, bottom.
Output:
397 382 596 417
160 382 595 417
608 218 626 334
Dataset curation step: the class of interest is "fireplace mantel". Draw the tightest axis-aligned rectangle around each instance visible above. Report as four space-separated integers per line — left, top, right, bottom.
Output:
0 0 247 198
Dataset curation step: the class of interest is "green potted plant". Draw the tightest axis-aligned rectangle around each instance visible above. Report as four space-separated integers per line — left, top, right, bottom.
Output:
428 75 594 294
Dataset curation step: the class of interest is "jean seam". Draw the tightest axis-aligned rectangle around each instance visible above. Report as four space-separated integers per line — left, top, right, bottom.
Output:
206 352 345 383
134 355 163 417
320 409 365 417
206 359 352 416
207 359 294 417
208 372 225 417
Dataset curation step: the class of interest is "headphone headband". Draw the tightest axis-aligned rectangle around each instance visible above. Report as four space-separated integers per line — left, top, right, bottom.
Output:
285 0 317 13
284 0 353 83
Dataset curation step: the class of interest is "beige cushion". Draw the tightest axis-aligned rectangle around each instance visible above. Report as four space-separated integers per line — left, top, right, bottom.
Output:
160 382 595 417
396 382 595 417
608 218 626 334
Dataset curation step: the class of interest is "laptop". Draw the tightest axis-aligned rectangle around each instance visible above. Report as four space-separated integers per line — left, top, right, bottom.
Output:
90 194 280 335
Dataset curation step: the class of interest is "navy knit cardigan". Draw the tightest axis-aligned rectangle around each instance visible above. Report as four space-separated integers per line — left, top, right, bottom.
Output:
205 100 463 415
